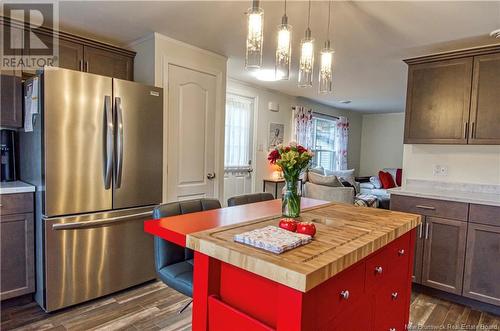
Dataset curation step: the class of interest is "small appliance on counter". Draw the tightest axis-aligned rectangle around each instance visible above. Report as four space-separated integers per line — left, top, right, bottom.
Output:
1 129 17 182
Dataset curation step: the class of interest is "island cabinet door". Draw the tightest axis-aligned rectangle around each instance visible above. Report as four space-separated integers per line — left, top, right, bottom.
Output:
421 217 467 294
372 278 408 331
462 223 500 306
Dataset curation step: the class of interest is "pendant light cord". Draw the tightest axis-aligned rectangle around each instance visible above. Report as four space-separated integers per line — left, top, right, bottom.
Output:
284 0 287 16
327 0 332 38
307 0 311 28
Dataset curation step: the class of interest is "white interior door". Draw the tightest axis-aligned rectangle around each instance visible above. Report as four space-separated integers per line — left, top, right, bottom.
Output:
223 93 254 205
167 64 217 201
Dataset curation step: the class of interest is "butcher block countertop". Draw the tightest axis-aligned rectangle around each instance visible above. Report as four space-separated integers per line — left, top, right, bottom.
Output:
186 202 421 292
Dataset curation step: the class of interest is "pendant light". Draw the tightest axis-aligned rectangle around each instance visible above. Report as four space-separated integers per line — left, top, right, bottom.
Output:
275 0 292 80
245 0 264 70
298 0 314 87
319 0 334 93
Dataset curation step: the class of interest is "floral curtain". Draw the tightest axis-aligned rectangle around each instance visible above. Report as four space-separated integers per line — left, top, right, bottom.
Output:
292 106 313 149
334 116 349 170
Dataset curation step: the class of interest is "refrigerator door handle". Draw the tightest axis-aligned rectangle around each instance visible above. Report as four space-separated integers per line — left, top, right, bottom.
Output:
114 97 124 188
103 95 113 189
51 211 152 230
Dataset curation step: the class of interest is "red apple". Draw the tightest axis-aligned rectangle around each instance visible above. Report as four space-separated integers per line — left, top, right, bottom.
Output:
279 218 298 232
296 222 316 237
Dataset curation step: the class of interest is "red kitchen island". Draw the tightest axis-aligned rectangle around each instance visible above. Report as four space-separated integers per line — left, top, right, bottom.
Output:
145 199 421 331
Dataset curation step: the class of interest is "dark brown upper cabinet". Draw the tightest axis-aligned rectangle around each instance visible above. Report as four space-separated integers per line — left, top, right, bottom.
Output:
83 46 133 81
469 53 500 144
404 58 472 144
3 18 135 80
0 73 23 128
404 45 500 145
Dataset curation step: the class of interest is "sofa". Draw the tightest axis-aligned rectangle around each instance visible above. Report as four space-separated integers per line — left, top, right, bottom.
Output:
359 168 402 202
301 168 359 204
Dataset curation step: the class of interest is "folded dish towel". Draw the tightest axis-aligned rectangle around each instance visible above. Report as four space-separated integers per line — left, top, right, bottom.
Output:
234 225 312 254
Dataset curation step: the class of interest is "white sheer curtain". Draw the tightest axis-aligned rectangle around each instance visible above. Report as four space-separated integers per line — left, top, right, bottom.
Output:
225 94 252 170
293 106 313 149
334 116 349 170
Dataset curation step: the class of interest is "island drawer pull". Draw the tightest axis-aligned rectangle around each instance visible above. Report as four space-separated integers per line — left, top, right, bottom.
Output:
398 249 405 256
389 328 396 331
375 266 383 274
391 292 398 300
415 205 436 210
340 290 350 300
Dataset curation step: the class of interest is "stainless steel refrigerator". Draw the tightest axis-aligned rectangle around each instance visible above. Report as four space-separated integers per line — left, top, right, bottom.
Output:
20 67 163 312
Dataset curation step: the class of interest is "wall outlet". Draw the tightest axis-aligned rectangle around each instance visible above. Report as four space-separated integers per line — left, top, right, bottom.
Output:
433 165 448 176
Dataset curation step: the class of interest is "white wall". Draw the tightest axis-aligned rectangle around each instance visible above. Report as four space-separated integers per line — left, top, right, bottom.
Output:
359 113 405 176
227 80 365 191
402 145 500 185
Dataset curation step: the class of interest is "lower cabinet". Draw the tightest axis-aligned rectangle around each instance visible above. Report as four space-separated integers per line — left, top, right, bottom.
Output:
0 212 35 300
421 217 467 294
463 223 500 306
391 194 500 307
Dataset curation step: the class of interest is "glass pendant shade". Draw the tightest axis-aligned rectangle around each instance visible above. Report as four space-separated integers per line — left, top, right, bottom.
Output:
275 17 292 80
298 29 314 87
319 43 334 93
245 4 264 70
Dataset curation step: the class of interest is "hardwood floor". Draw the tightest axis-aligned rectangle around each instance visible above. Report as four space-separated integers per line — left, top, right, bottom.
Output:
2 281 499 331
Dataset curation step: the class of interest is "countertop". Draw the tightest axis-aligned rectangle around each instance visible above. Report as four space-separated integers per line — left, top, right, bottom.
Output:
0 181 36 194
389 185 500 207
145 198 328 247
186 203 421 292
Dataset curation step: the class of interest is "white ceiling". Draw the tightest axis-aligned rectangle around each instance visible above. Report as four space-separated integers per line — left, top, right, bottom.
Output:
52 1 500 113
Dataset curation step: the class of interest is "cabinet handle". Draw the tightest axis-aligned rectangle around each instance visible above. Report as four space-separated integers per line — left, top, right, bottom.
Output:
340 290 350 300
398 249 405 256
389 328 396 331
375 266 383 274
425 222 430 240
464 122 468 139
415 205 435 210
85 61 89 72
79 60 83 71
418 222 423 239
471 122 475 139
391 292 398 300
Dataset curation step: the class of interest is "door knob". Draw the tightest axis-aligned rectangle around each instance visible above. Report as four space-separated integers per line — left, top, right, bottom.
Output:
207 173 216 180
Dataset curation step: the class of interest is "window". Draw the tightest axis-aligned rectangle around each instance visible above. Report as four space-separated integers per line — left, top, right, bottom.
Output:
311 114 337 171
224 94 253 170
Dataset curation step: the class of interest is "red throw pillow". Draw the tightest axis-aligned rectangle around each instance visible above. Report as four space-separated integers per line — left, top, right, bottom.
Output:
396 168 402 187
379 171 396 189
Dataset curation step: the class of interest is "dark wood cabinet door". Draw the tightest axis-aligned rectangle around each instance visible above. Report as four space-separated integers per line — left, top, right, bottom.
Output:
57 39 84 71
463 223 500 306
0 213 34 300
0 73 23 128
83 46 133 80
404 58 473 144
421 216 467 294
34 34 84 71
469 53 500 144
412 220 425 284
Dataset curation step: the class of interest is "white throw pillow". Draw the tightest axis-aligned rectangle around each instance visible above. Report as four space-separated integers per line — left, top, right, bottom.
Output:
308 172 344 187
369 176 382 189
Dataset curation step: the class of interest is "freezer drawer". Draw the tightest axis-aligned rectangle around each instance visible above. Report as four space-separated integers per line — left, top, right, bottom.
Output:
43 207 156 311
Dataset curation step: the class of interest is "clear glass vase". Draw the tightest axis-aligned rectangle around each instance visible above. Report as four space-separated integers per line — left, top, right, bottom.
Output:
282 177 301 218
